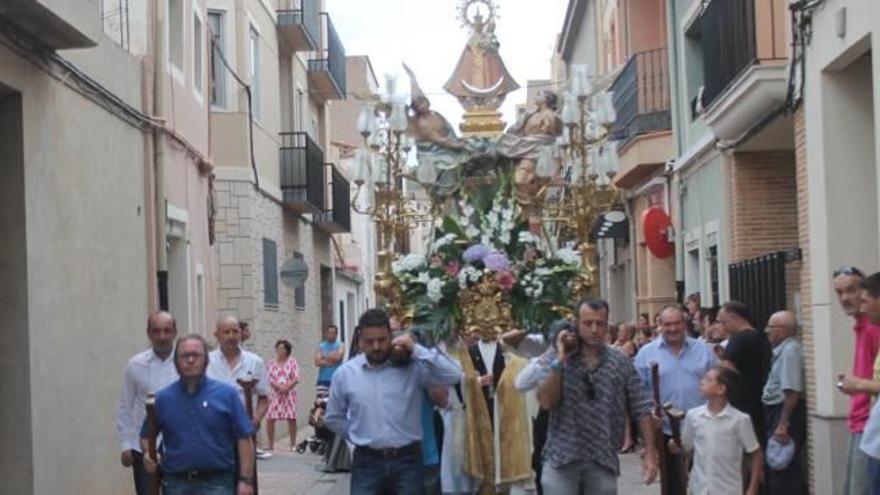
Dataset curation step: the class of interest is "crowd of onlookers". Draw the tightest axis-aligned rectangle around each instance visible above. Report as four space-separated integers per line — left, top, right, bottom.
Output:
113 264 880 495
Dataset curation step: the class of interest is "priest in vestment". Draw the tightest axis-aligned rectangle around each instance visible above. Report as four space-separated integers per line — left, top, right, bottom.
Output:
461 334 535 494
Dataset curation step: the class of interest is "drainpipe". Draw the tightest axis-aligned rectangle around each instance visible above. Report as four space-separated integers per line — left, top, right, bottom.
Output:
665 0 685 295
154 0 169 310
624 193 639 320
142 2 158 311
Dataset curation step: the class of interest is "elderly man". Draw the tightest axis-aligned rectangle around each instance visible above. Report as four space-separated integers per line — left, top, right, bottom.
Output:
141 334 255 494
207 316 271 457
115 311 180 495
634 305 716 494
325 308 462 495
537 299 658 494
762 311 807 493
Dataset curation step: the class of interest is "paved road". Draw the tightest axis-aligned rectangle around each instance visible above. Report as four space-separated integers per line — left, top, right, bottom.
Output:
260 432 660 495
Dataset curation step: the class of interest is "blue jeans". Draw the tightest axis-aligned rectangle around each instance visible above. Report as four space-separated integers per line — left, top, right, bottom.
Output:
162 472 235 495
869 456 880 495
541 461 617 495
351 446 424 495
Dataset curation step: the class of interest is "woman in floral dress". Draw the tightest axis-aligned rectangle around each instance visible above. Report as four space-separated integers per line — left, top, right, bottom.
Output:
266 339 299 451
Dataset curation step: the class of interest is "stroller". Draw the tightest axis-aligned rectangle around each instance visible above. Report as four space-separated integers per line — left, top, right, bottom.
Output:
294 384 334 456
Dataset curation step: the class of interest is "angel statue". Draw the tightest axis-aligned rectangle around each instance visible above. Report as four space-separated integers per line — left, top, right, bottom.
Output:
498 90 563 230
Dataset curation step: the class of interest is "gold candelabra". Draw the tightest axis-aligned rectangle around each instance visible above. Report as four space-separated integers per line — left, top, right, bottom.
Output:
544 64 622 298
352 97 431 320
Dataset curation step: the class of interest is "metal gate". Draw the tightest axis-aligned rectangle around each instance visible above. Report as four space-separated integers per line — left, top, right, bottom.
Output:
728 251 787 329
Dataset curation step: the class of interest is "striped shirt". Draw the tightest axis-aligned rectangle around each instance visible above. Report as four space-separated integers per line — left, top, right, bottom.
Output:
543 345 652 475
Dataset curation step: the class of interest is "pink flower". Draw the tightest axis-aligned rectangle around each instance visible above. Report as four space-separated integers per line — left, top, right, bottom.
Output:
445 260 461 277
496 271 516 290
430 255 443 268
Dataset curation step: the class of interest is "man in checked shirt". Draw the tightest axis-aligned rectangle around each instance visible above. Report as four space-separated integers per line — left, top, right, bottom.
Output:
537 299 659 494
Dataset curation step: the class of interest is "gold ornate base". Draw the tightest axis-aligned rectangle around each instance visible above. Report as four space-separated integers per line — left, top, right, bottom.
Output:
460 109 505 137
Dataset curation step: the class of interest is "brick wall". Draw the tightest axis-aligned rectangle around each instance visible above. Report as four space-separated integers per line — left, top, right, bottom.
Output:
213 178 333 427
727 150 802 307
792 107 817 493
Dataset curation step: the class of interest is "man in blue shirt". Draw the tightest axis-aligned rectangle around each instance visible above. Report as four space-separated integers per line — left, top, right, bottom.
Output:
325 308 462 495
141 334 256 495
634 305 716 495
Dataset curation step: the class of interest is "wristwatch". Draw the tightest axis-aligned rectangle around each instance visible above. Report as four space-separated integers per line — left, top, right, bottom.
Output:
549 358 562 370
239 475 255 485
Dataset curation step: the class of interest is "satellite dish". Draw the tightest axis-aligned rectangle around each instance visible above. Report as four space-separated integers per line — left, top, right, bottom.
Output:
280 257 309 289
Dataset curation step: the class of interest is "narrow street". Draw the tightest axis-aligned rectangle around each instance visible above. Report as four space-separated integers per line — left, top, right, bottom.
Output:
259 431 660 495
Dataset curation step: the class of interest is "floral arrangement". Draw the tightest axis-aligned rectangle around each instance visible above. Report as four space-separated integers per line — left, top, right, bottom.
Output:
391 180 583 343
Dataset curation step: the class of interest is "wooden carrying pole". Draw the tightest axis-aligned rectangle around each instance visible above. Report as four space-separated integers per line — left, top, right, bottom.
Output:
145 394 161 495
238 377 259 495
664 403 688 492
651 362 670 495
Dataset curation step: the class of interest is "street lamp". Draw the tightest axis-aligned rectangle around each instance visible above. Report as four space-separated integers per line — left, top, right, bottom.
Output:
543 64 622 297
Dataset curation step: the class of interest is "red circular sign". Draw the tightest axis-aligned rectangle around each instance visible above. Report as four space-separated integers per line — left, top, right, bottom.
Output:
642 207 674 259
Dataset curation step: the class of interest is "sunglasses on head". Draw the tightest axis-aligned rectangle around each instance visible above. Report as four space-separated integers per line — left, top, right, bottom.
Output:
834 266 865 278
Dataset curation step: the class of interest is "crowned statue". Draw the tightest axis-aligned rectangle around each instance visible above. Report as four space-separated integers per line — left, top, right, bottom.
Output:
445 0 520 136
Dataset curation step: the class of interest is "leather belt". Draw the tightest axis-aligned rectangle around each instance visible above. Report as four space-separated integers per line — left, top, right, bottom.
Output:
165 470 231 483
356 441 422 460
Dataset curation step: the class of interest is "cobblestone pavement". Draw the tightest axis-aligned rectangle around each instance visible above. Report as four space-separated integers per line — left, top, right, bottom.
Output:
260 432 659 495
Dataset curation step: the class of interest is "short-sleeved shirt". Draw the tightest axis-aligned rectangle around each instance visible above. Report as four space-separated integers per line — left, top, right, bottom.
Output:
851 315 880 433
207 348 270 405
722 329 771 425
543 345 652 475
762 337 804 406
317 341 343 383
682 403 760 495
141 378 255 474
860 399 880 460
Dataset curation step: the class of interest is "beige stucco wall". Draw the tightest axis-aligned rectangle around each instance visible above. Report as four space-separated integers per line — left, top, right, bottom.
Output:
801 2 880 492
0 36 148 494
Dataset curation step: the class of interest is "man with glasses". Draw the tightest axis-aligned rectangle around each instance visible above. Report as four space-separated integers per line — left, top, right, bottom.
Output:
833 266 880 495
537 299 658 494
635 305 716 494
141 334 256 495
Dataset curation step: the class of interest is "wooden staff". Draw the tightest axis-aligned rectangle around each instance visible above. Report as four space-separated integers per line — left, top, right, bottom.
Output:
144 393 161 495
650 362 670 495
664 403 688 492
237 376 259 495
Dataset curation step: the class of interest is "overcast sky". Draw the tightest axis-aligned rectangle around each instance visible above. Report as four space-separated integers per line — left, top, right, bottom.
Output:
327 0 569 128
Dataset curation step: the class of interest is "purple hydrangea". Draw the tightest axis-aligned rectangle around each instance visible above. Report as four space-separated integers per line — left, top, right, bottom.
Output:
463 244 491 263
484 251 511 272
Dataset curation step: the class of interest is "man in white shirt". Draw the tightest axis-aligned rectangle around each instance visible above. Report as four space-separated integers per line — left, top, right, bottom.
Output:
207 316 271 456
115 311 180 495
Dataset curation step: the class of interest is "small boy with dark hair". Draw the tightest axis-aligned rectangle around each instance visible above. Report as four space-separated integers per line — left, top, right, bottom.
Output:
674 366 764 495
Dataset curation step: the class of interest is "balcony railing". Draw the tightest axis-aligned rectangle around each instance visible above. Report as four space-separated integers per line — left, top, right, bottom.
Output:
316 164 351 233
276 0 319 51
307 13 346 102
279 132 325 213
609 47 671 147
701 0 757 107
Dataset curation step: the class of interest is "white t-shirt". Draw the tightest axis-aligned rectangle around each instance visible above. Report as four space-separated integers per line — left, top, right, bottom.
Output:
682 403 760 495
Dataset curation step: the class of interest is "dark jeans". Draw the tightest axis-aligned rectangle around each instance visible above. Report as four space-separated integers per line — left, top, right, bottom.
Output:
868 456 880 495
764 401 808 494
532 409 549 495
131 451 157 495
351 445 424 495
662 434 687 495
162 472 235 495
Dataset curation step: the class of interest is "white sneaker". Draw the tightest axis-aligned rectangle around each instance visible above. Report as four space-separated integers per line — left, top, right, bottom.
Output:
255 448 272 460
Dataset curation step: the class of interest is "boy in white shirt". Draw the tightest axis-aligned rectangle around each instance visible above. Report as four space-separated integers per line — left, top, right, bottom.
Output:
673 366 764 495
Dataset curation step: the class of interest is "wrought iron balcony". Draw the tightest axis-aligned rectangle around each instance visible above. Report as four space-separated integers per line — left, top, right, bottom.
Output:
308 13 346 103
279 132 325 214
315 164 351 234
609 47 671 148
276 0 318 52
700 0 757 108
